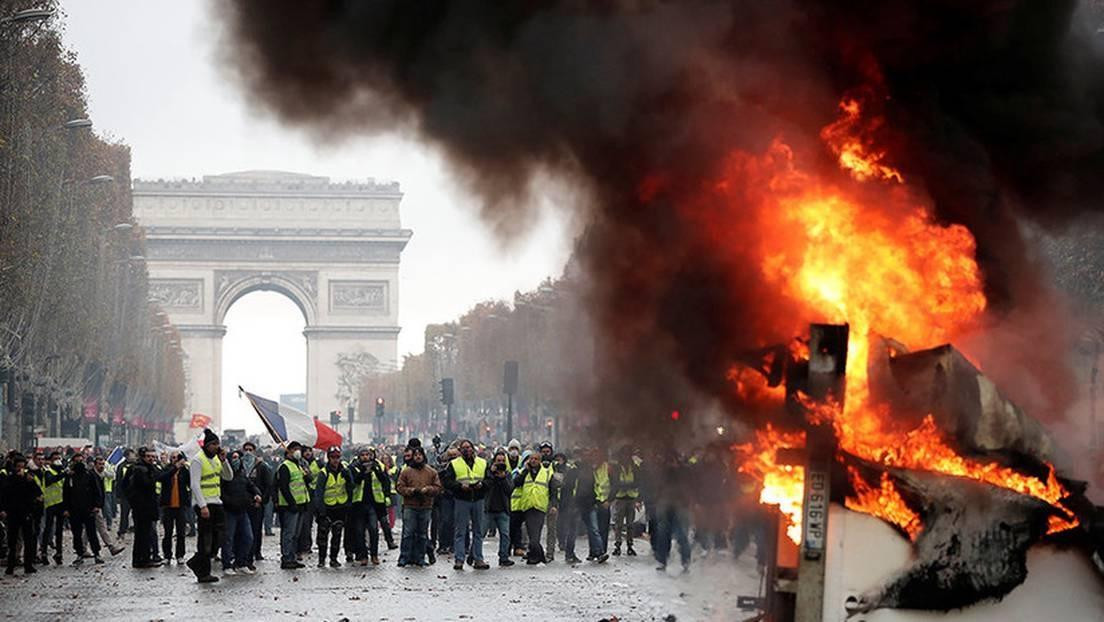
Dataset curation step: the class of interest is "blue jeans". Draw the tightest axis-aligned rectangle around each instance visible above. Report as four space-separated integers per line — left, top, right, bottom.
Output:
277 509 301 564
222 509 253 569
453 499 484 562
400 507 431 566
563 506 603 559
487 511 511 562
654 505 691 567
263 500 274 533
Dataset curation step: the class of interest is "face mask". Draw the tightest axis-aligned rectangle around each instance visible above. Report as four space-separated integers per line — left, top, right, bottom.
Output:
291 450 302 461
508 450 519 458
231 458 242 471
53 460 62 467
241 453 256 471
72 461 85 471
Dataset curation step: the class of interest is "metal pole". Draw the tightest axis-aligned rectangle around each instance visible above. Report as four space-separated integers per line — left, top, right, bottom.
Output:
506 393 513 442
446 402 452 437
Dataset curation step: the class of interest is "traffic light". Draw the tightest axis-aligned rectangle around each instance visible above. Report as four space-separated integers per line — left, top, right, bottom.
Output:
330 410 342 426
375 397 385 417
440 378 454 406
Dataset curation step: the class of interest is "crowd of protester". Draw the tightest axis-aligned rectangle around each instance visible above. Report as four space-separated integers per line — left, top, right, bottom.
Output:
0 431 768 581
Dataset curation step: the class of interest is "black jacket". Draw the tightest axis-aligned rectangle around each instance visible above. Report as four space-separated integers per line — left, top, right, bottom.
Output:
565 462 597 510
440 456 489 503
223 465 262 513
63 463 103 513
248 459 274 505
156 464 191 508
125 462 161 518
484 466 513 513
0 471 43 518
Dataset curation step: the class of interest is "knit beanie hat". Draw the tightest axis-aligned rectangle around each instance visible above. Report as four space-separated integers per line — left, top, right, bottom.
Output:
203 429 220 446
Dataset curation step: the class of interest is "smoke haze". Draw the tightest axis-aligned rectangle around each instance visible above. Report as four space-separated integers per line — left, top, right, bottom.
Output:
217 0 1104 430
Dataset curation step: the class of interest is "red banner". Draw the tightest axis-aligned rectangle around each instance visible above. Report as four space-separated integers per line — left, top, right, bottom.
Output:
82 398 99 422
189 413 212 429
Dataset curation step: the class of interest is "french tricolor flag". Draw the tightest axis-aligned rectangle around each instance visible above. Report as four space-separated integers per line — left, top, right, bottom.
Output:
241 387 343 450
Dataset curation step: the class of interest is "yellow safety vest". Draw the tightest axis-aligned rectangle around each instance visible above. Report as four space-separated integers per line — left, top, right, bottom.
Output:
323 470 349 506
44 467 63 508
278 460 309 507
103 471 113 493
198 453 222 500
510 471 525 512
451 456 487 485
306 461 321 490
615 464 639 499
369 460 387 504
519 465 553 512
594 463 611 503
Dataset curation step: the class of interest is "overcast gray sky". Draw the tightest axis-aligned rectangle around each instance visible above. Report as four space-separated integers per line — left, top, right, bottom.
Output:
60 1 574 432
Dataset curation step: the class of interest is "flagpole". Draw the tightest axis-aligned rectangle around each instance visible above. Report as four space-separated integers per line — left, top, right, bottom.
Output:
241 385 286 446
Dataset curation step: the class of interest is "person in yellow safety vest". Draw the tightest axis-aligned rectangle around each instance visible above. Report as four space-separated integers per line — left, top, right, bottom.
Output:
512 450 556 565
593 448 613 555
441 439 491 570
274 441 309 569
347 447 373 565
297 446 322 560
38 451 66 565
611 445 641 556
364 447 396 562
26 452 46 565
185 429 232 583
313 446 353 568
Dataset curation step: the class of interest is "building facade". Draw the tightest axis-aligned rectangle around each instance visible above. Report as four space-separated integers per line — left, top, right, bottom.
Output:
133 171 411 441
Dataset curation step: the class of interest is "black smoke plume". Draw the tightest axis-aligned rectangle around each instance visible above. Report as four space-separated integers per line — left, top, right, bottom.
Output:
218 0 1104 431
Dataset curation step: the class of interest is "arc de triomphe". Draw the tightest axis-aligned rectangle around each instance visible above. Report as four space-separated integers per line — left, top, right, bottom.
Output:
132 171 411 441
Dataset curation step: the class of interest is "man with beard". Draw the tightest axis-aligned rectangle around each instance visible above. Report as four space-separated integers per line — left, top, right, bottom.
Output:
396 445 441 567
241 441 272 563
186 429 232 583
62 452 104 565
441 439 490 570
2 455 41 575
127 447 162 568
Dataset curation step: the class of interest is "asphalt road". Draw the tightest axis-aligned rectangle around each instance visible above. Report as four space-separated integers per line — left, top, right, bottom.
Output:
0 524 761 622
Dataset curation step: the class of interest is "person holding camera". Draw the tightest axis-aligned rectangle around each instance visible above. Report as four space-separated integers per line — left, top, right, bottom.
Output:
484 449 515 567
157 451 190 564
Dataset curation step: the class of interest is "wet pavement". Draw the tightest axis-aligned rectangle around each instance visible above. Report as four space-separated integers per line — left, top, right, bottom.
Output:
0 526 760 621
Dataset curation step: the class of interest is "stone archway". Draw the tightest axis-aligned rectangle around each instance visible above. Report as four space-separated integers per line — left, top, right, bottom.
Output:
134 170 411 440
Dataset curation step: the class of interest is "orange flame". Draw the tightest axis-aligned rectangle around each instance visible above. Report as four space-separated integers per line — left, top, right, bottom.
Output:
845 466 922 540
821 96 903 183
735 426 806 544
723 96 1076 544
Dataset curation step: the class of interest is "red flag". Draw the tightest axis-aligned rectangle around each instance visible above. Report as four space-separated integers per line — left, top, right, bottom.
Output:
189 413 212 429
